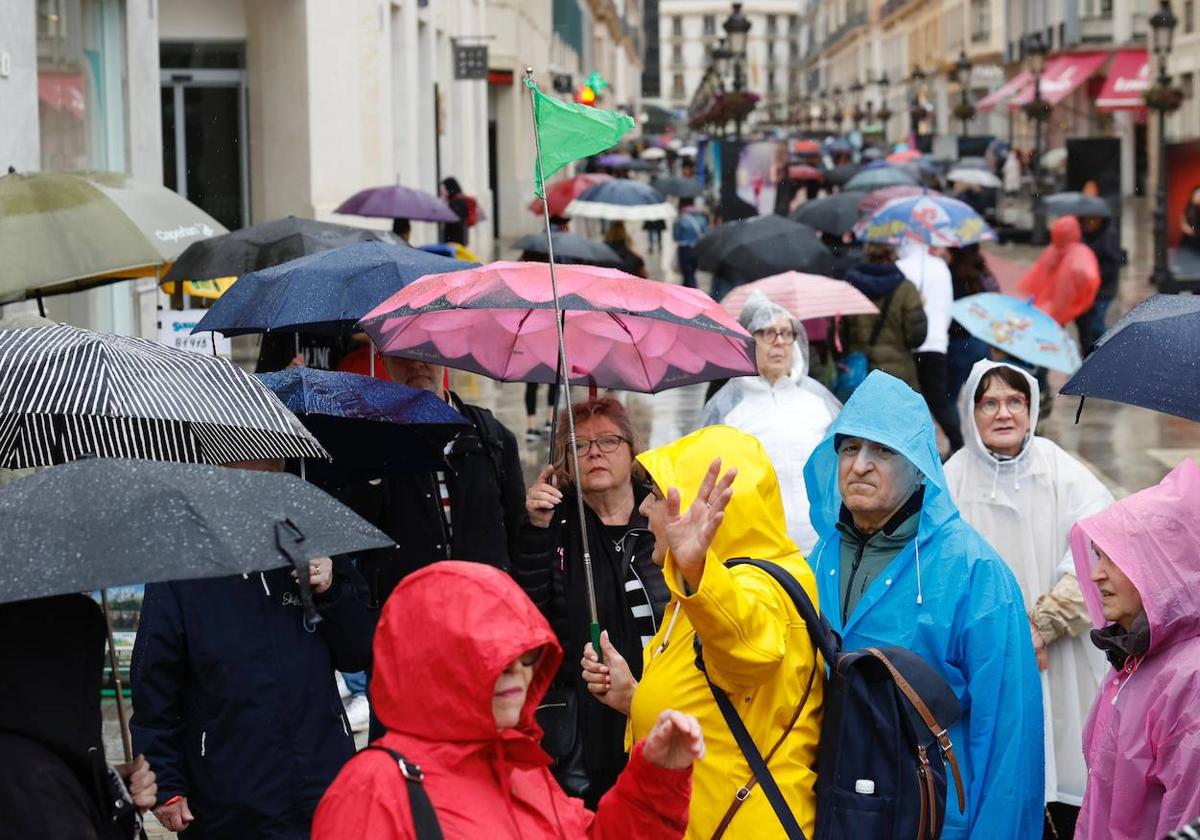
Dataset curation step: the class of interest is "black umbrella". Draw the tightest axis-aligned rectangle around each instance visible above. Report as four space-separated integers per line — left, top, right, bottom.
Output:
512 231 622 266
789 191 869 236
650 176 705 198
0 324 327 469
163 216 399 283
825 164 862 187
1043 192 1113 219
1060 294 1200 423
695 216 834 283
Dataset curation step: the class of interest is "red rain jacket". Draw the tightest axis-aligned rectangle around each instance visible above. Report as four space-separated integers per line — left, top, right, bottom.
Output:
312 561 691 840
1017 215 1101 325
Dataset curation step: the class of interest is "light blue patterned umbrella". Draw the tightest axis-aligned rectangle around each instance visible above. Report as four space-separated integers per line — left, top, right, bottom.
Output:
856 193 996 248
951 293 1081 374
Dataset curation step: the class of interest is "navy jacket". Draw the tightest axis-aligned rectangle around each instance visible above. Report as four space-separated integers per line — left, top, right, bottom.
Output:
131 561 371 839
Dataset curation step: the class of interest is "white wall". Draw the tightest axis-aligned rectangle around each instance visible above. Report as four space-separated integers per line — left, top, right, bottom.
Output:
159 0 247 40
0 0 39 172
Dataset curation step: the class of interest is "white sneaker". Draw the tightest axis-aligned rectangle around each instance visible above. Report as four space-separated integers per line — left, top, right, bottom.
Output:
344 693 370 732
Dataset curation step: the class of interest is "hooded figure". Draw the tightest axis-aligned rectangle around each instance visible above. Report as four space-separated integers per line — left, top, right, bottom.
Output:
312 562 694 839
1016 216 1100 326
1071 460 1200 840
699 292 840 553
626 426 824 838
803 370 1043 839
943 360 1112 812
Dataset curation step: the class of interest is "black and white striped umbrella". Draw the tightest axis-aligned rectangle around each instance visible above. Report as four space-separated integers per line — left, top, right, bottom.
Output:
0 324 327 468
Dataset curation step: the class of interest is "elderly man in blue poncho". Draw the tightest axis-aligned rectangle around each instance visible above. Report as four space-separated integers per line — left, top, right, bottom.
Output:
803 370 1043 839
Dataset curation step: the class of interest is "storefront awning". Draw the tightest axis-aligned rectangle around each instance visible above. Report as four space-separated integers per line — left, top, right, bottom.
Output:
37 72 86 120
1009 53 1109 109
1096 50 1151 110
977 70 1032 113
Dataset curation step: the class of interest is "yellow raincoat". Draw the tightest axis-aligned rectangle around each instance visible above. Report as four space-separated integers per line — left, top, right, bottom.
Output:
632 426 823 838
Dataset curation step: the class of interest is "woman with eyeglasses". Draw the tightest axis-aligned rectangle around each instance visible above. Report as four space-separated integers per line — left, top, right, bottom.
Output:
943 360 1113 839
513 397 670 807
699 292 840 554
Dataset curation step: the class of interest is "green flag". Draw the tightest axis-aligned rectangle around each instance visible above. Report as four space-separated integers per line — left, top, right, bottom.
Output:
526 79 634 198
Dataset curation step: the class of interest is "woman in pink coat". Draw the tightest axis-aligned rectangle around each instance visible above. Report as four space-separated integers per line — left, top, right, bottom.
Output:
1071 459 1200 839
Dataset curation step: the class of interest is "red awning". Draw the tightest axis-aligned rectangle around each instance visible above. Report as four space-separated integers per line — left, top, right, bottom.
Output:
977 70 1033 113
1009 53 1109 109
1096 49 1151 110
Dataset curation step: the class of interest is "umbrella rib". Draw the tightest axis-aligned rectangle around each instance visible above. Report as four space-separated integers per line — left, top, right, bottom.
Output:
606 312 654 392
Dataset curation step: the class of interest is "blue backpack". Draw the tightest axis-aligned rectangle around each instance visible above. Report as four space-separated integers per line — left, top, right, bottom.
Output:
833 290 896 403
697 559 966 840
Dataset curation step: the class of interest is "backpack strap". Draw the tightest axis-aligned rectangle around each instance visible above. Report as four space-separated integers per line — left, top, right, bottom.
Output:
361 746 445 839
451 394 508 492
864 648 966 814
726 559 841 667
866 288 898 349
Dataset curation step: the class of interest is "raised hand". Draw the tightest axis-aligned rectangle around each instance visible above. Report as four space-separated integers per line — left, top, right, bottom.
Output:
663 458 736 590
525 465 562 528
642 709 706 770
580 630 636 716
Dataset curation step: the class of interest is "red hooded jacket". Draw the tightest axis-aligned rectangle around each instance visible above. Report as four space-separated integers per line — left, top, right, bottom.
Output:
1017 215 1101 325
312 561 691 839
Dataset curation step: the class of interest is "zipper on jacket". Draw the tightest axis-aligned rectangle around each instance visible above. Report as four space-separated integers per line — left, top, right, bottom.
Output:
201 731 207 757
842 538 869 622
431 473 451 559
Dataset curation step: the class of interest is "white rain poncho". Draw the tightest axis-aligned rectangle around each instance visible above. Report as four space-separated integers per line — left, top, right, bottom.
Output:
698 292 840 554
943 359 1113 806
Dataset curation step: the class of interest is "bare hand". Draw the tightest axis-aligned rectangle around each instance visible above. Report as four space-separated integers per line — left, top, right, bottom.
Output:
114 754 156 812
581 630 636 716
525 465 561 529
663 458 736 590
292 556 333 594
286 353 306 368
155 796 195 833
1031 621 1048 672
642 710 705 769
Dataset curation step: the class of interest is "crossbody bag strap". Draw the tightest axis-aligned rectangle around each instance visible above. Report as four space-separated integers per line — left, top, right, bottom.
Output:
362 746 445 839
864 648 966 813
867 288 898 348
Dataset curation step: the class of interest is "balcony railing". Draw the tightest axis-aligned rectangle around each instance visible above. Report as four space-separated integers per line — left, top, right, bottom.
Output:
824 11 867 49
881 0 914 19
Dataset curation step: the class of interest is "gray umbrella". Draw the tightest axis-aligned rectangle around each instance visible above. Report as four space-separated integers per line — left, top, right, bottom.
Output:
1043 192 1113 219
512 231 622 266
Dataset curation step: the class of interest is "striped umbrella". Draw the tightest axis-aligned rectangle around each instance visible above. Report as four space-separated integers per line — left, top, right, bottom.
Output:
0 324 327 469
720 272 879 322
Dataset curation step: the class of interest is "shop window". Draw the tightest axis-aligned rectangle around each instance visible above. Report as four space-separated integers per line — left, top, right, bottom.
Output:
702 15 716 36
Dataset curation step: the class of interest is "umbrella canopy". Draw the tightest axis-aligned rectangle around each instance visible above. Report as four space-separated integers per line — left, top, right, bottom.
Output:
856 194 995 248
844 166 919 192
677 145 698 158
719 272 879 321
856 185 939 215
1040 148 1068 170
789 191 868 236
860 147 885 162
951 293 1081 374
194 241 474 337
527 173 613 217
623 159 659 173
566 181 676 221
946 168 1002 189
512 231 622 266
333 184 459 223
0 170 227 302
649 175 704 198
256 368 470 484
956 156 992 171
0 458 393 606
640 147 667 161
359 261 756 393
0 324 327 469
596 153 633 168
787 164 825 181
1060 294 1200 422
696 215 834 283
824 163 862 186
886 149 923 164
1043 192 1113 219
163 217 398 284
793 139 822 155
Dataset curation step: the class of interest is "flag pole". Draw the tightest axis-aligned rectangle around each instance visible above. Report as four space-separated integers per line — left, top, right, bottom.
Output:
525 67 602 660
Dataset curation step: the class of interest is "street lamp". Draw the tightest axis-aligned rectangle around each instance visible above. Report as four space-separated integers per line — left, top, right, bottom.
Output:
832 86 844 132
1147 0 1182 287
952 50 975 137
909 65 926 138
722 2 752 141
1023 31 1051 245
877 72 893 140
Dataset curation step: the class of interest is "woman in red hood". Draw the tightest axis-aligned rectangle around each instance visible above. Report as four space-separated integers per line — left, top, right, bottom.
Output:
1016 215 1101 325
313 561 701 839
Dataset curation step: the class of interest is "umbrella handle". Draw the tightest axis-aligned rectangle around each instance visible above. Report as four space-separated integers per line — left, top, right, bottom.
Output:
274 520 323 627
100 590 135 764
590 622 603 665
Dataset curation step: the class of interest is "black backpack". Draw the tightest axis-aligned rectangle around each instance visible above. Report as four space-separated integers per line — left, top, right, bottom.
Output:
697 559 966 840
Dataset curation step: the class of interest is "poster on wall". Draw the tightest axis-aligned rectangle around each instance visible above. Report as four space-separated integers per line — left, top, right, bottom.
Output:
1166 140 1200 280
159 309 232 357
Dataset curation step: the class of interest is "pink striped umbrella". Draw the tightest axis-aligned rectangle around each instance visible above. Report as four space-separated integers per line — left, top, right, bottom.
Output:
359 261 756 393
720 272 879 323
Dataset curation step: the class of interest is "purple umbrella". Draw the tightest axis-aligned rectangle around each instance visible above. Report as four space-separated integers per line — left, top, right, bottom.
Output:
335 185 459 223
595 153 633 169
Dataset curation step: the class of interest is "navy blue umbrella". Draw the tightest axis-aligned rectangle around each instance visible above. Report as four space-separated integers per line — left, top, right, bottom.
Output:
1060 294 1200 423
195 241 476 337
257 368 470 486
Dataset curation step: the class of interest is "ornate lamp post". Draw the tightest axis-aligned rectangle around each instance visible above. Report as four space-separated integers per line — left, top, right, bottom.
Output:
909 65 926 138
850 79 865 130
1023 32 1050 245
952 50 975 136
1148 0 1182 288
723 2 752 141
831 86 844 132
877 72 893 140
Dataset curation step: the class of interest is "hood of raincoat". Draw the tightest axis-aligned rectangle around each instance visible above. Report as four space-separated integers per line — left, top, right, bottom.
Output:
844 261 908 300
736 289 811 381
957 359 1041 468
371 561 562 750
1051 214 1082 247
637 425 797 563
1071 459 1200 656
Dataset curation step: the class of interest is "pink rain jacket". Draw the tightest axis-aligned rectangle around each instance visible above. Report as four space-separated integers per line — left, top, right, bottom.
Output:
1071 459 1200 839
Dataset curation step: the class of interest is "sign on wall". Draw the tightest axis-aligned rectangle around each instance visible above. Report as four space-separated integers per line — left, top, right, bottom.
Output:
159 309 231 357
454 45 489 80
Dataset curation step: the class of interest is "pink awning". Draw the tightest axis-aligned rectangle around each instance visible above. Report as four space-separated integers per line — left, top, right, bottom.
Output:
1096 49 1151 110
977 70 1033 113
37 72 85 120
1009 53 1109 109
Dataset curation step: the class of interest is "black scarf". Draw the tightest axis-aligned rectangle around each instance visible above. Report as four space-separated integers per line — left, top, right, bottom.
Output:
1090 611 1152 671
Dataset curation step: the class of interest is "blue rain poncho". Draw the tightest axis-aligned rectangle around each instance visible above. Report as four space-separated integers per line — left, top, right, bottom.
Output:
802 370 1044 839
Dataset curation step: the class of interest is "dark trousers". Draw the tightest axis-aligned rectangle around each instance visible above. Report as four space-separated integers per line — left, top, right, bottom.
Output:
915 351 963 453
678 246 698 289
1075 295 1113 356
1043 802 1079 840
524 382 559 418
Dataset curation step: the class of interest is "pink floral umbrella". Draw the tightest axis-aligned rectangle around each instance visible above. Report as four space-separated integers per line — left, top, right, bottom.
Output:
359 261 756 393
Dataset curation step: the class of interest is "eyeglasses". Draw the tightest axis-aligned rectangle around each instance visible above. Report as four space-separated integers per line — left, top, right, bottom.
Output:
976 396 1029 417
516 647 544 668
753 327 796 345
572 434 629 455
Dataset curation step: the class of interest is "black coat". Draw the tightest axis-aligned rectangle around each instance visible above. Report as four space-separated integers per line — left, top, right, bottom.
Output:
1082 220 1123 298
130 561 372 839
343 393 525 610
513 484 668 800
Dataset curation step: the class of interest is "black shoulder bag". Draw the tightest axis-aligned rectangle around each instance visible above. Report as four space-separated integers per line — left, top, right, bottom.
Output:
362 746 445 840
